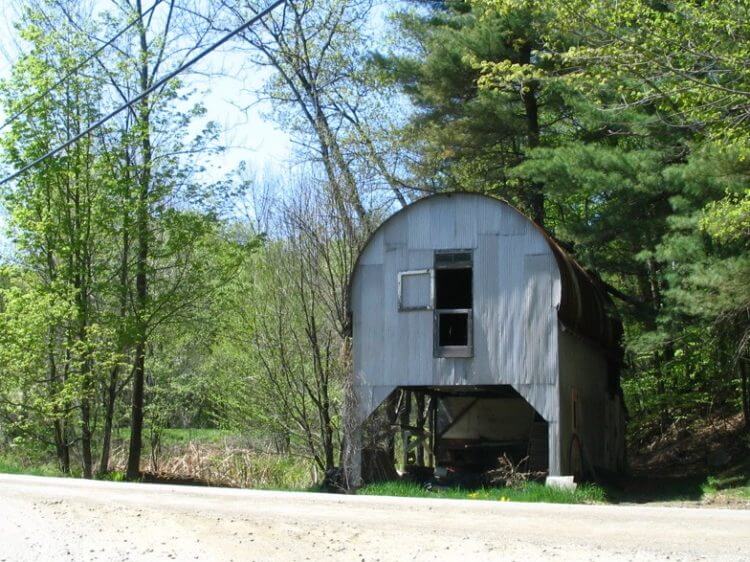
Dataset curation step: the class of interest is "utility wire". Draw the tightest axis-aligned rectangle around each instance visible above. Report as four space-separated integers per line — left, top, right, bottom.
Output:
0 0 164 133
0 0 287 187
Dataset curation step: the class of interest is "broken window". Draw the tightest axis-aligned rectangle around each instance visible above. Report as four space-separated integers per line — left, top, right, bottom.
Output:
398 269 433 311
434 251 473 357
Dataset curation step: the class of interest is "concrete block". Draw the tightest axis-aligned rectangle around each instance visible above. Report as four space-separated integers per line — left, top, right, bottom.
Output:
546 476 577 490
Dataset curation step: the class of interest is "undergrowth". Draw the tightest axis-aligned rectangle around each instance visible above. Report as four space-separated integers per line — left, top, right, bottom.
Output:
0 453 64 477
358 480 607 504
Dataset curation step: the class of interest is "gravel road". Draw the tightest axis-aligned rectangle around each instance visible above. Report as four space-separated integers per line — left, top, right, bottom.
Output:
0 474 748 562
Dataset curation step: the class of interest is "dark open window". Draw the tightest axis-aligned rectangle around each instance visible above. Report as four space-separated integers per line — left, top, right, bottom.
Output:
434 251 473 357
436 268 472 309
438 313 469 346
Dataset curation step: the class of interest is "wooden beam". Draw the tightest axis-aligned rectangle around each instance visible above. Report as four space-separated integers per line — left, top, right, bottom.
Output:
437 398 479 438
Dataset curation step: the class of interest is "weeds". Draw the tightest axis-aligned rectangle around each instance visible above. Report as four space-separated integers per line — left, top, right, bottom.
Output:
96 470 126 482
359 480 607 504
1 429 315 490
485 454 546 489
107 432 315 490
0 453 63 477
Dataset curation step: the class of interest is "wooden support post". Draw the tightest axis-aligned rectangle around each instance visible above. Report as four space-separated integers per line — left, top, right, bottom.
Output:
416 392 425 467
428 393 437 468
400 389 412 469
386 391 401 465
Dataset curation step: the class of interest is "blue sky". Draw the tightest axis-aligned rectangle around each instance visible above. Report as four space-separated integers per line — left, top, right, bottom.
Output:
0 1 293 176
0 1 299 256
0 1 412 258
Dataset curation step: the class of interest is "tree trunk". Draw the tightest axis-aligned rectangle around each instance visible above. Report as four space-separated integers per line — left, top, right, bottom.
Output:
77 307 94 479
400 390 411 467
741 359 749 431
98 365 119 475
313 107 366 240
385 392 401 464
519 44 545 227
49 325 70 474
73 164 94 479
322 400 335 471
127 0 152 480
100 179 130 475
53 419 70 474
81 400 93 479
127 328 146 479
77 253 93 479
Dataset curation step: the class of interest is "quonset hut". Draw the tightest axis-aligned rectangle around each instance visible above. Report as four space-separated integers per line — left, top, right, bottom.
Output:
347 192 625 485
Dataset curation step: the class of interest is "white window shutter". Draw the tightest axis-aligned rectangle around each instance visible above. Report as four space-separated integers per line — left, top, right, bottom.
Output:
398 269 433 311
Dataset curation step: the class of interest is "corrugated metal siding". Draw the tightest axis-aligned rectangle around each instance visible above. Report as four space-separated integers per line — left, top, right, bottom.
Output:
429 200 457 249
407 200 433 250
383 248 407 387
351 193 567 475
558 327 625 474
401 272 431 309
352 264 384 389
384 211 407 250
454 199 479 248
357 234 383 265
522 254 556 385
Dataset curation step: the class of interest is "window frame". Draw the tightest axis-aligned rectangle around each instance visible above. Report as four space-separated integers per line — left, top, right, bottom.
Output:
397 269 435 311
433 249 474 358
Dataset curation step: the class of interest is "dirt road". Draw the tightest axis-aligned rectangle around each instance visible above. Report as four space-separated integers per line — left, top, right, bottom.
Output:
0 474 748 562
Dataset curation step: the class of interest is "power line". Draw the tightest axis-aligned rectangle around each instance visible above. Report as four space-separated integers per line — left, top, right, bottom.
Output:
0 0 287 187
0 0 164 133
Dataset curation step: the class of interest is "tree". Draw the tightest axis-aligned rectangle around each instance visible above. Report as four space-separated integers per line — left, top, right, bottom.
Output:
0 5 123 477
376 0 586 225
79 0 223 479
0 0 245 478
473 0 750 433
0 267 78 472
207 182 354 472
216 0 417 239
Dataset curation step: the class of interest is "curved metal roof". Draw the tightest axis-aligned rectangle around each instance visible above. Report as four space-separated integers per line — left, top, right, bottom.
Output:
349 192 623 353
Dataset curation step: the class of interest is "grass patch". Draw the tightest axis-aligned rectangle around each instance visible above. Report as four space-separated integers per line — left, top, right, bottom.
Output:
702 472 750 495
716 486 750 500
112 427 235 447
96 470 127 482
236 454 314 491
156 428 235 446
0 453 64 478
359 480 607 504
700 469 750 503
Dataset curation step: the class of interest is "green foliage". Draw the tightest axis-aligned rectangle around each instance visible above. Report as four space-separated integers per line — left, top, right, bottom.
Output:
547 0 750 144
199 204 350 472
96 470 126 482
702 472 750 497
238 454 315 491
0 450 64 477
0 3 253 479
1 0 748 488
701 191 750 245
374 2 568 206
384 0 750 440
359 480 607 504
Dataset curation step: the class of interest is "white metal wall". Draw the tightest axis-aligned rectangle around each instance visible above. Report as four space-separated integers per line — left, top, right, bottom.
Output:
350 193 566 474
